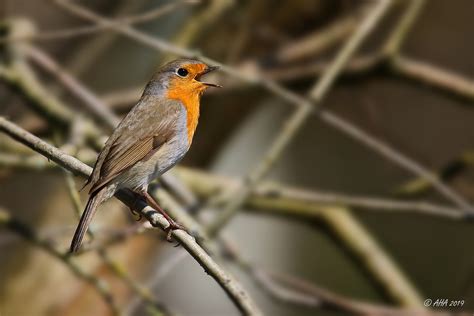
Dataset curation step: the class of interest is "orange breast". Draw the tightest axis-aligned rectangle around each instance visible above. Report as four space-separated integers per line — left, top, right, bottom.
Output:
167 81 201 145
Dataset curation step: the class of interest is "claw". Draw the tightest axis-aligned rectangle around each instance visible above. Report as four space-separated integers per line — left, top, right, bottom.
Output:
164 219 186 242
129 208 142 221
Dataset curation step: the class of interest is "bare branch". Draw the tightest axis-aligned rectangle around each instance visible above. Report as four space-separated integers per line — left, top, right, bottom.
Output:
174 168 467 220
27 46 120 128
274 12 359 64
0 0 199 43
383 0 426 56
392 56 474 102
252 268 469 316
220 234 466 315
319 111 473 212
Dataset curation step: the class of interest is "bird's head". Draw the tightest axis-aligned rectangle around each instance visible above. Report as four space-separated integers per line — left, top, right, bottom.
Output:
144 59 221 100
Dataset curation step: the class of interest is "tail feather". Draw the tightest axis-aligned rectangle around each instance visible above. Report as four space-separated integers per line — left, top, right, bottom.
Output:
70 189 105 253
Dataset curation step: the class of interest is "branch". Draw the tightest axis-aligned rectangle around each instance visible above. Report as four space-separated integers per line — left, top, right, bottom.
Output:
173 168 468 220
26 46 120 129
395 150 474 196
273 11 359 64
220 232 466 316
0 117 262 316
252 268 469 316
391 56 474 102
383 0 426 56
319 111 474 213
0 0 198 43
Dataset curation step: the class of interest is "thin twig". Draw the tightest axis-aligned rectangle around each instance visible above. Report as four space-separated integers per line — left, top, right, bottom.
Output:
220 237 467 316
392 55 474 102
383 0 426 55
319 111 474 213
27 46 120 128
174 167 467 220
253 268 469 316
274 11 360 63
395 150 474 196
0 0 199 44
75 223 152 255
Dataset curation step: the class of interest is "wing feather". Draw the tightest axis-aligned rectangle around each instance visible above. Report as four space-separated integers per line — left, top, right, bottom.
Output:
88 97 182 194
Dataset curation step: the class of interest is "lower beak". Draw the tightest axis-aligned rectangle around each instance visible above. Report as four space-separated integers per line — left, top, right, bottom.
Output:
203 82 222 88
198 66 222 88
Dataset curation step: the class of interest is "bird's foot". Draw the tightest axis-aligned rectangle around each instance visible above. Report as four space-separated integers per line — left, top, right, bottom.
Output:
128 192 145 221
164 219 186 242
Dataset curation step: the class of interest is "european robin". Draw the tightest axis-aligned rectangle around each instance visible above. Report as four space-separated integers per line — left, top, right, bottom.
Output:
70 59 220 252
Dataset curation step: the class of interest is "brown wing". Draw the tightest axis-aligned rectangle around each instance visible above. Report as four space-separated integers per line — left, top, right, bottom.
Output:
88 97 182 194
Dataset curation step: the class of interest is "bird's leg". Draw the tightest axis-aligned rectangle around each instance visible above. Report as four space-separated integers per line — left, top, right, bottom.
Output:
140 191 186 241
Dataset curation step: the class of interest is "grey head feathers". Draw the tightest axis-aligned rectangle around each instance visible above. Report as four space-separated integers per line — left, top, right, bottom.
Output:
142 58 205 97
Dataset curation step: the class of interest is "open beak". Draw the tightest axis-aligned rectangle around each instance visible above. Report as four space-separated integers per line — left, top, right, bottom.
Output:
196 66 222 88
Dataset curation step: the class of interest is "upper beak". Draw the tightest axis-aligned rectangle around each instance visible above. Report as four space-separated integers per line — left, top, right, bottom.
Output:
197 66 222 88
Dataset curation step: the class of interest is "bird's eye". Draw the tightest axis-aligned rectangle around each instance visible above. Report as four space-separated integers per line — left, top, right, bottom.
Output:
177 68 189 77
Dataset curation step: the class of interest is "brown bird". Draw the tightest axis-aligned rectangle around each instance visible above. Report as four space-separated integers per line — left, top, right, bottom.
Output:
70 59 220 252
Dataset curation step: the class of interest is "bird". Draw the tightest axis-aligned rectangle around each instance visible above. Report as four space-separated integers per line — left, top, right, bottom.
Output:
70 58 220 253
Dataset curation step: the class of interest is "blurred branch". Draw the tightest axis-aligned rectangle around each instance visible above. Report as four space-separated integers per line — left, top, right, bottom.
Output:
263 53 383 82
174 167 467 220
383 0 426 56
395 150 474 196
101 85 143 109
26 46 120 128
273 10 359 64
75 223 151 255
391 56 474 102
0 20 74 127
252 268 468 316
0 21 105 147
162 0 234 62
172 171 423 307
0 207 121 315
205 0 393 235
221 238 468 316
0 117 262 316
0 0 199 44
65 0 147 76
0 152 465 220
319 111 473 212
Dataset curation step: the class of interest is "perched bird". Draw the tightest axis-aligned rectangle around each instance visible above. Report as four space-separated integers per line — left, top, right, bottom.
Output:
70 59 220 252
